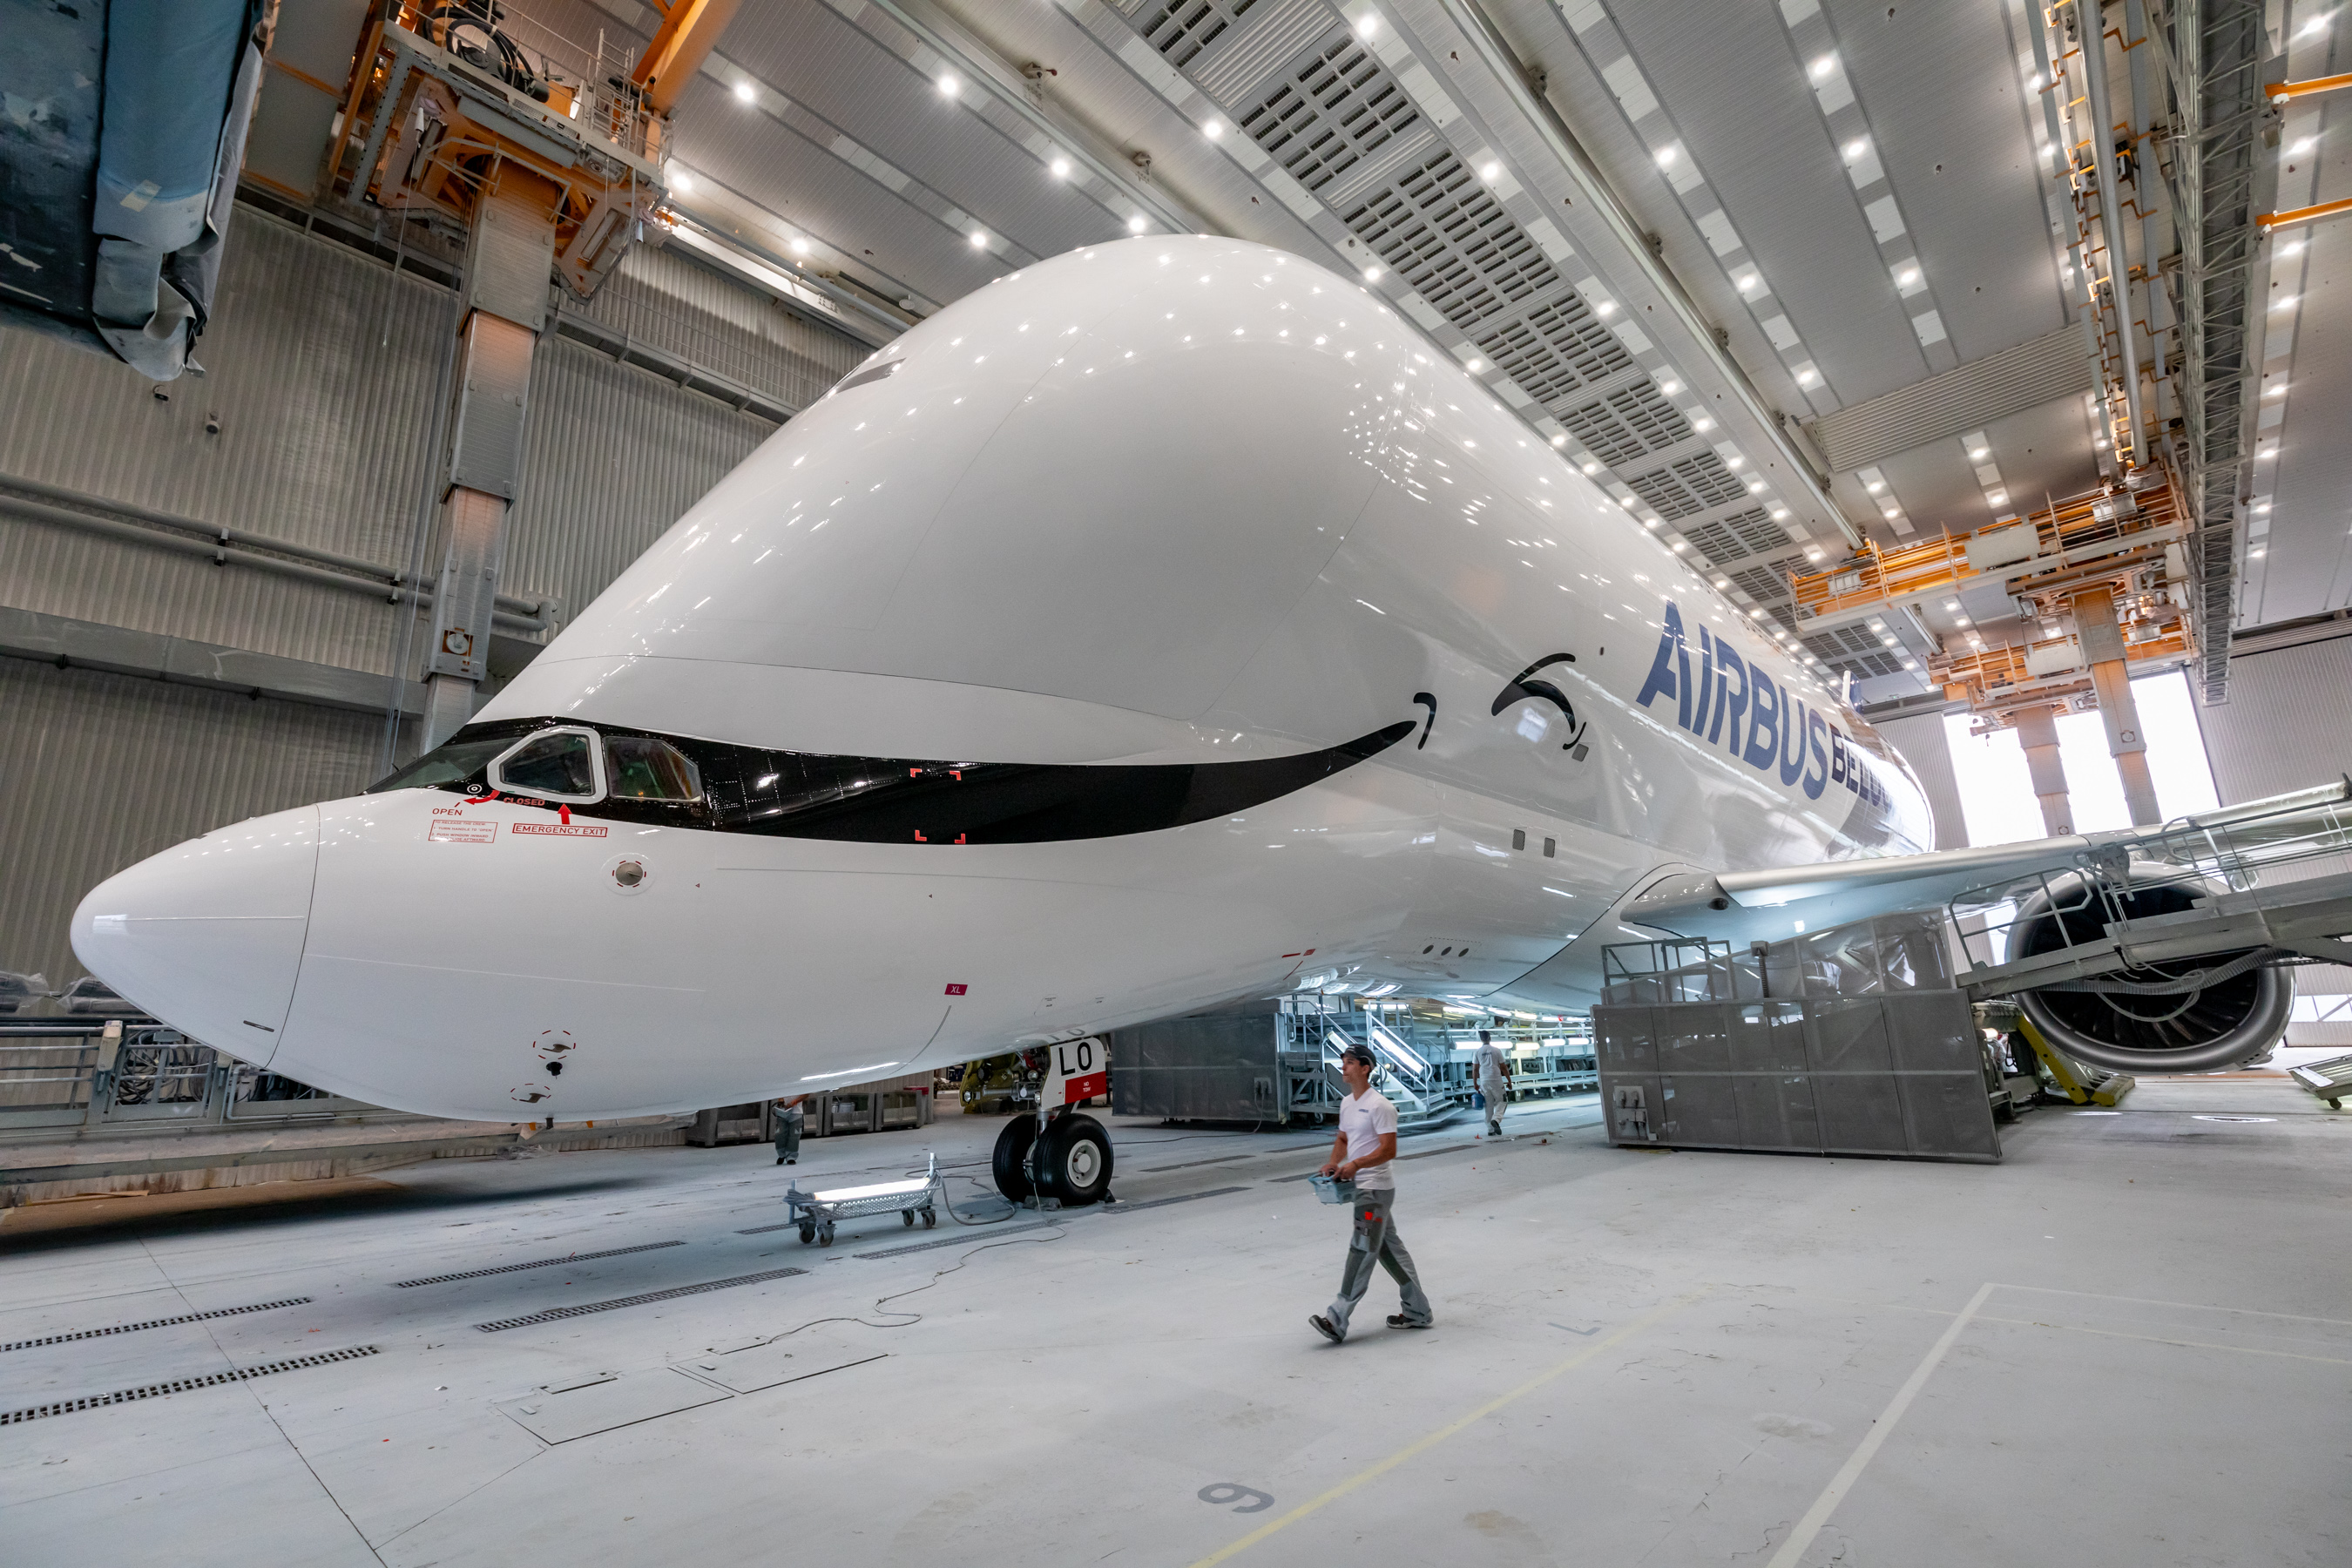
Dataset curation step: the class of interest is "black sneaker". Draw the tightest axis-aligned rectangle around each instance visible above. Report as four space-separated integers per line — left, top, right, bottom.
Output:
787 1159 795 1165
1308 1314 1343 1344
1387 1314 1433 1330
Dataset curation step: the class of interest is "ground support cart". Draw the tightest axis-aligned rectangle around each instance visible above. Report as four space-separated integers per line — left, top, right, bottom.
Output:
783 1153 942 1246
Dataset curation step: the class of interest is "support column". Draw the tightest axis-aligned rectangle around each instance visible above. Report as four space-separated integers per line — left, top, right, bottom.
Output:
420 171 561 750
2014 704 2074 838
2074 585 2163 827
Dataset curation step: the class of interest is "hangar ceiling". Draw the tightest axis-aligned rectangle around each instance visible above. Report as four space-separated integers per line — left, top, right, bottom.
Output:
236 0 2345 700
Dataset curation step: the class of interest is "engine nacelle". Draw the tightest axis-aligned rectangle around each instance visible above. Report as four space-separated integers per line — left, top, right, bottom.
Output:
2012 875 2293 1074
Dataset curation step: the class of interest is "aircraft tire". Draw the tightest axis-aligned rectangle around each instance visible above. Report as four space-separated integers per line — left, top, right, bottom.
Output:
992 1113 1037 1202
1037 1113 1114 1207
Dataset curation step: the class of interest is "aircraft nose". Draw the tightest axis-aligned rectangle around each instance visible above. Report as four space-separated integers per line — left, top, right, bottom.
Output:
71 804 320 1061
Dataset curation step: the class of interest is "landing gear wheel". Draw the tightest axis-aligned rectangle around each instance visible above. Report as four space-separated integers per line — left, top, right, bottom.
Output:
992 1114 1038 1202
798 1223 814 1244
922 1207 937 1228
1037 1113 1114 1207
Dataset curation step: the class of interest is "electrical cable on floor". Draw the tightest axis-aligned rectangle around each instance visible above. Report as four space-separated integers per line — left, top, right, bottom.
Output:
740 1222 1066 1340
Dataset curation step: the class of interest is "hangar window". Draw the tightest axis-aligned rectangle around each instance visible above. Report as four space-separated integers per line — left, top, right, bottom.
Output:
605 736 703 801
490 728 603 801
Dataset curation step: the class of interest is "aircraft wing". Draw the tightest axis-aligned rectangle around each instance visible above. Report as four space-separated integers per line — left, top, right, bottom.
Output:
1622 779 2352 944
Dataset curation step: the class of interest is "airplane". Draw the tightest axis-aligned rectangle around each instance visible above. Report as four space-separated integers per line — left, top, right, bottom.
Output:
70 235 2299 1206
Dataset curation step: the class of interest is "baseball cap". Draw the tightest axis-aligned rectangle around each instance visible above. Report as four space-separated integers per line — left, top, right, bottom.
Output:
1339 1041 1376 1067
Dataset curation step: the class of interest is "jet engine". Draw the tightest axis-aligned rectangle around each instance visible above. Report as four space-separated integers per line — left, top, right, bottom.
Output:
2011 873 2294 1073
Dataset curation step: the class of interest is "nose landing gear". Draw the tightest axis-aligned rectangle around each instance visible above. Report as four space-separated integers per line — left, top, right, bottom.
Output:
991 1109 1113 1207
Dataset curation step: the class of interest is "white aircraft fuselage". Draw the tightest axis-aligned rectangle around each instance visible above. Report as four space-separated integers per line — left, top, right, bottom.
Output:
73 237 1929 1121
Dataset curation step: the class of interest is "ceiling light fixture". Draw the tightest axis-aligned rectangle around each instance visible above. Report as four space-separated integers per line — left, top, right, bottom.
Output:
1810 53 1837 80
1127 215 1147 233
1865 480 1884 494
1050 156 1071 179
1969 446 1989 459
1843 138 1869 159
970 229 989 248
1658 378 1681 395
733 79 755 103
1203 118 1224 139
1655 146 1678 168
1797 368 1821 387
1692 416 1713 430
1581 461 1600 474
936 73 959 98
1356 13 1379 37
1482 161 1503 181
1363 266 1383 282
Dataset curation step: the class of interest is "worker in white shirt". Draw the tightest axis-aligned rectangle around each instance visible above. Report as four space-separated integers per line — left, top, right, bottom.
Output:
1310 1042 1434 1343
1475 1027 1512 1139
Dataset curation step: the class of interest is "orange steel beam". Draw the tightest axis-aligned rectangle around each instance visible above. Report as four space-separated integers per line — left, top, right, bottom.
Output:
2266 71 2352 101
2259 196 2352 232
630 0 745 116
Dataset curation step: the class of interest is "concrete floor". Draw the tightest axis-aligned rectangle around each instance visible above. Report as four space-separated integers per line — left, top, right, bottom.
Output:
1 1083 2344 1567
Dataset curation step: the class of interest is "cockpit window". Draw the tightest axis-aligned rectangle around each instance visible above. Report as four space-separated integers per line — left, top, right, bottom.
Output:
365 732 519 794
491 730 600 800
605 735 702 801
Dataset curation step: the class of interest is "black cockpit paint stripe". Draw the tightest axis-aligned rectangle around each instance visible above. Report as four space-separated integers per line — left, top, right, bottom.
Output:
380 718 1419 845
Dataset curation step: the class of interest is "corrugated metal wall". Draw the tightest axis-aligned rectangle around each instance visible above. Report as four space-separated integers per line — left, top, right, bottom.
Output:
1874 713 1969 849
0 209 455 675
2195 634 2352 804
570 240 866 410
0 659 382 985
503 335 774 633
0 202 869 982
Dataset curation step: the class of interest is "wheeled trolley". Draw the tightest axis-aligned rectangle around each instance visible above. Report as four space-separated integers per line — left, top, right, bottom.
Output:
782 1152 943 1246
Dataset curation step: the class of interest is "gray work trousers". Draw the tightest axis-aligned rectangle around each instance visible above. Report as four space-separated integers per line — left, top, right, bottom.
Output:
1327 1188 1433 1335
774 1105 802 1161
1481 1077 1507 1133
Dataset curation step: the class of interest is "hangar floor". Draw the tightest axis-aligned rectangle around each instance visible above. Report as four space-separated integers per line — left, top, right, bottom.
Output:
2 1083 2343 1567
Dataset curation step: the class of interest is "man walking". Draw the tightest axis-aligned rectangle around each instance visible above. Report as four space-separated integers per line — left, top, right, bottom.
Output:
774 1094 806 1165
1475 1027 1512 1139
1310 1042 1434 1343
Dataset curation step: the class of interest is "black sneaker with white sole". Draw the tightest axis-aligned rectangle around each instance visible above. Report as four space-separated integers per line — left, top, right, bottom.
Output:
1309 1314 1343 1344
1387 1314 1433 1329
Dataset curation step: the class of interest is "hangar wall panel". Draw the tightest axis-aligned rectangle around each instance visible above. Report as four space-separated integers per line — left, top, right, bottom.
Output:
571 241 867 409
0 208 455 676
2196 634 2352 804
502 335 775 643
1872 712 1967 849
0 659 381 985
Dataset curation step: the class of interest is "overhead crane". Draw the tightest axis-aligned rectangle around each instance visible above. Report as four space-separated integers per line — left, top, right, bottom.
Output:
317 0 740 748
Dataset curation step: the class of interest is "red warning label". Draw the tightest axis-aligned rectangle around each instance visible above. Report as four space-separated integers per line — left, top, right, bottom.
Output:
428 819 497 844
510 821 610 838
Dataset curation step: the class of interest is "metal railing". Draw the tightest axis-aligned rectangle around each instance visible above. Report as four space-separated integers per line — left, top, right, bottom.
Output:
1946 780 2352 980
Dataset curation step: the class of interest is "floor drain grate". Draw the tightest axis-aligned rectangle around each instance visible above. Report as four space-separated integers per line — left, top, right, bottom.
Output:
394 1241 686 1288
2 1297 313 1354
736 1222 798 1235
1 1346 379 1424
475 1268 808 1333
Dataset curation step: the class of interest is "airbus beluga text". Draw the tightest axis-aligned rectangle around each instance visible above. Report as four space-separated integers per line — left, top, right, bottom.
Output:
73 236 1931 1140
